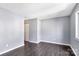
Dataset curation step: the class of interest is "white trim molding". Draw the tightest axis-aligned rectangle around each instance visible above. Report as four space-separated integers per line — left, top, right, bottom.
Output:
29 40 70 46
0 44 24 55
40 40 70 46
75 11 79 39
70 45 77 56
37 18 41 43
29 40 40 44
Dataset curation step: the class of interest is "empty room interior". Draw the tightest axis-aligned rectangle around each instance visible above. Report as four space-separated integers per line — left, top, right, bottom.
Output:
0 3 79 56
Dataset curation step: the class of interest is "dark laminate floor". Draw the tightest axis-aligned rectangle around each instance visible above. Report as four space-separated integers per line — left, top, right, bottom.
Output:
0 42 75 56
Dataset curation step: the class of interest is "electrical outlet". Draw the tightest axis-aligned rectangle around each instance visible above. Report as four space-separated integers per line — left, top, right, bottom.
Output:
6 44 9 47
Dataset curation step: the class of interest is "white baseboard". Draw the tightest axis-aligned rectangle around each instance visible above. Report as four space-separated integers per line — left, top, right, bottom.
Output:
0 44 24 55
40 40 71 46
70 45 77 56
29 40 40 44
29 40 70 46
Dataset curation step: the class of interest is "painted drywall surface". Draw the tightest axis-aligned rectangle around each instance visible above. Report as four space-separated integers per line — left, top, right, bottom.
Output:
40 16 70 44
0 8 24 54
70 4 79 56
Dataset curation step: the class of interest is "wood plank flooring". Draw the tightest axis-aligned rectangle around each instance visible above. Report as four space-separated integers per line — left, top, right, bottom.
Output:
0 42 75 56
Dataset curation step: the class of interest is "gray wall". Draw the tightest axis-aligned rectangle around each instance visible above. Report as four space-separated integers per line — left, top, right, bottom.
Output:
0 8 24 54
40 16 70 44
70 4 79 56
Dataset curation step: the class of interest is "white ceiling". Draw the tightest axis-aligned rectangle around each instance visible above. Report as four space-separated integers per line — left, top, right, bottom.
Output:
0 3 76 19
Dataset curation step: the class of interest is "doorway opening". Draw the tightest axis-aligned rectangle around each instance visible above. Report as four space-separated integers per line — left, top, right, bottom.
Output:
24 20 29 47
